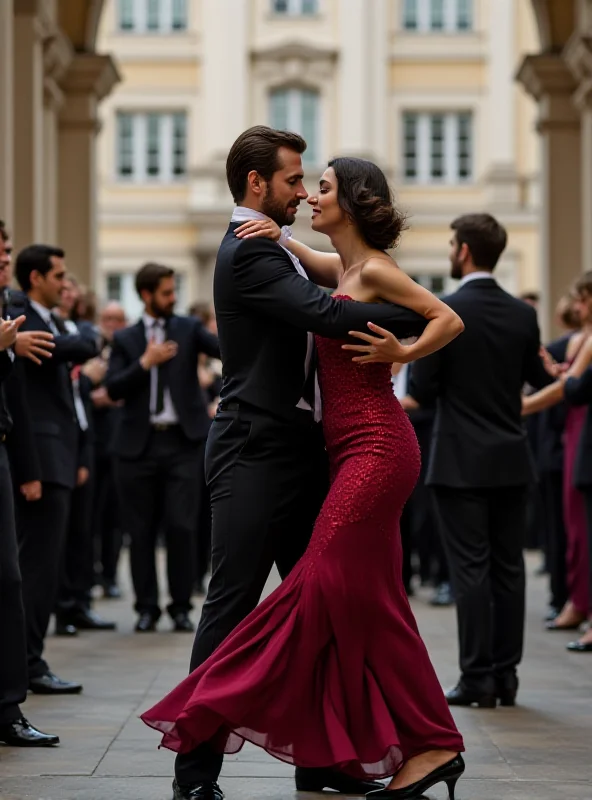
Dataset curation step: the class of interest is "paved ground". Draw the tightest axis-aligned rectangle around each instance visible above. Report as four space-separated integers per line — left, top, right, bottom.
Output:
1 554 591 800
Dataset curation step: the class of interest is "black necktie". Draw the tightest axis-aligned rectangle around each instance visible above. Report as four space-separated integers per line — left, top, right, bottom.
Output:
50 312 68 335
151 319 165 415
301 345 317 411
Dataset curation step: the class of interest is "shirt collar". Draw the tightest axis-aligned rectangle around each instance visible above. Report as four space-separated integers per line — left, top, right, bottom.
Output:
142 313 164 329
29 299 53 325
457 271 496 289
231 206 269 224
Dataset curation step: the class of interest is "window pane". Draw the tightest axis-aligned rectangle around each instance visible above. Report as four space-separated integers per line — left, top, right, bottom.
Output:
430 0 445 29
119 0 135 30
270 89 289 131
147 0 160 30
301 0 318 14
301 90 319 163
457 0 472 30
117 114 134 177
273 0 290 13
430 114 445 179
172 0 187 29
403 0 418 29
107 274 122 301
147 113 161 176
173 113 187 176
403 113 418 179
457 112 472 179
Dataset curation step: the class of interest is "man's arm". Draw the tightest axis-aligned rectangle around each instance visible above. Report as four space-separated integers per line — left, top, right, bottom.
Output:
50 333 97 365
4 360 42 485
523 312 554 391
564 369 592 406
233 239 427 340
191 318 220 359
105 333 150 402
407 350 443 408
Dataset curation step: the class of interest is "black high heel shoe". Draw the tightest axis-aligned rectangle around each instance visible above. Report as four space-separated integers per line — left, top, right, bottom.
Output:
366 754 465 799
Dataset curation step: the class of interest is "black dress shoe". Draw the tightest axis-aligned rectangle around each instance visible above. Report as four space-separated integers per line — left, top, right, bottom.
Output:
103 582 122 599
65 608 117 630
566 639 592 652
55 621 78 637
366 755 465 799
172 779 224 799
295 767 383 794
429 582 454 607
544 606 560 622
172 613 195 633
135 612 158 632
495 671 518 706
0 717 60 747
445 682 496 709
29 671 83 695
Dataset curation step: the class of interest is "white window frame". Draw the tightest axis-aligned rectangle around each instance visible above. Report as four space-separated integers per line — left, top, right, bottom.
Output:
269 88 321 165
117 0 187 33
271 0 319 17
402 0 473 32
116 111 188 183
402 111 473 184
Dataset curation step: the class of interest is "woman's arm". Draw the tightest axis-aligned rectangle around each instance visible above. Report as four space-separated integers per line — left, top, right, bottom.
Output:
522 337 592 415
234 219 341 288
344 258 464 363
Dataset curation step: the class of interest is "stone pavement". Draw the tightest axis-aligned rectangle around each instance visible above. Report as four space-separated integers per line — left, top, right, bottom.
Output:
1 555 591 800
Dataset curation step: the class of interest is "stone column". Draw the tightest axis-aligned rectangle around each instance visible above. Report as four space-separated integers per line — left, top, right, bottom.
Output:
485 0 519 206
0 2 14 226
58 54 119 287
517 54 581 339
13 0 45 249
338 0 372 156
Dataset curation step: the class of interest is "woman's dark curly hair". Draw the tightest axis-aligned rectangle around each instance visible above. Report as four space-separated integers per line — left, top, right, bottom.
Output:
328 157 407 251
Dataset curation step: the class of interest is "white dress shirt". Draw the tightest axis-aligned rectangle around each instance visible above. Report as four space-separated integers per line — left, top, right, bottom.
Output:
30 300 89 431
457 271 496 289
231 207 321 421
143 313 179 425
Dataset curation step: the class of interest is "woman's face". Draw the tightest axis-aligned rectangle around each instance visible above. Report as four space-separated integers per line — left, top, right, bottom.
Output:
574 291 592 325
308 167 348 235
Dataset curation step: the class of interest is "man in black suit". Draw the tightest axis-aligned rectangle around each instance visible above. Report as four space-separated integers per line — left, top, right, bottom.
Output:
172 126 428 800
0 227 59 746
6 245 97 695
105 263 220 634
407 214 552 709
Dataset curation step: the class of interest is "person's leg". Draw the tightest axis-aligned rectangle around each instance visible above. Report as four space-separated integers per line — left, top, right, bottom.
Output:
56 479 95 618
16 485 71 678
193 439 212 592
0 446 27 723
542 470 568 613
432 486 493 692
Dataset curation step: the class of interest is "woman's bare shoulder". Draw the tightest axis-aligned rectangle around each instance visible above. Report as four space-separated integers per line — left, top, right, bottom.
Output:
360 254 401 285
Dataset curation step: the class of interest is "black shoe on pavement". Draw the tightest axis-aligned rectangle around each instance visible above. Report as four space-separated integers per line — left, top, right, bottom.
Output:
55 621 78 637
429 582 454 607
29 671 83 695
172 613 195 633
495 672 519 706
65 608 116 630
0 717 60 747
295 767 383 793
135 612 158 633
172 779 224 799
103 582 122 599
445 682 496 709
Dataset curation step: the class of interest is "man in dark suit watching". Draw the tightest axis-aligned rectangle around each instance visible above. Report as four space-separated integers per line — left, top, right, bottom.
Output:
0 227 59 745
105 263 220 634
6 245 97 695
406 214 552 709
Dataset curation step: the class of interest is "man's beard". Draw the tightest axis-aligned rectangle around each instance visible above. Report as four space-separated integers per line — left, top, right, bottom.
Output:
450 255 463 281
261 187 297 227
150 299 174 318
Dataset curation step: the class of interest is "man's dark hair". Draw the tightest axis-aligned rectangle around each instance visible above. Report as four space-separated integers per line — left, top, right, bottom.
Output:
15 244 65 291
0 220 9 242
226 125 307 203
135 262 175 298
574 270 592 298
451 213 507 271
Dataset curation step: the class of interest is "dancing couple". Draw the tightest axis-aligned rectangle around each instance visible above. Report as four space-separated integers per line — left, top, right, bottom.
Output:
142 126 466 800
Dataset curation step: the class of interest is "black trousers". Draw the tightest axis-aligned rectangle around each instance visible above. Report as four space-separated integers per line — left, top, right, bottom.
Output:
194 444 212 588
175 406 328 786
15 483 71 678
540 470 568 611
115 428 206 617
0 444 28 723
56 478 95 616
93 453 122 584
581 489 592 608
431 485 528 691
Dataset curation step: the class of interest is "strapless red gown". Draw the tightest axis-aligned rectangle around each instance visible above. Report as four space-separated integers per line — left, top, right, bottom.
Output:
141 297 464 779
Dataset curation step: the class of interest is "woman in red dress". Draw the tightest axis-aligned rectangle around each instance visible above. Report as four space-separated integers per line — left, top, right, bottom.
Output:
142 158 466 799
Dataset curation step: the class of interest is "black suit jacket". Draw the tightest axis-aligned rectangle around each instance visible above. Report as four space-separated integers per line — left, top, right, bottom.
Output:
564 367 592 489
214 223 427 421
105 315 219 459
409 278 553 488
5 299 97 489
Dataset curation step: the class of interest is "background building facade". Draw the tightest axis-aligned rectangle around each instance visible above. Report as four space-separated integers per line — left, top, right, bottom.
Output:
95 0 543 319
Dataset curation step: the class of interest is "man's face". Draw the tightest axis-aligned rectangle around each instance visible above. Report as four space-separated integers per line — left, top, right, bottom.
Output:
0 237 13 291
32 256 67 308
144 275 176 318
59 278 79 316
449 232 465 280
260 147 308 227
100 303 127 339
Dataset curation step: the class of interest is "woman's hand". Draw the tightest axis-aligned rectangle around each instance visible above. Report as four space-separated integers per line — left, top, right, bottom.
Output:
342 323 413 364
235 219 282 242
